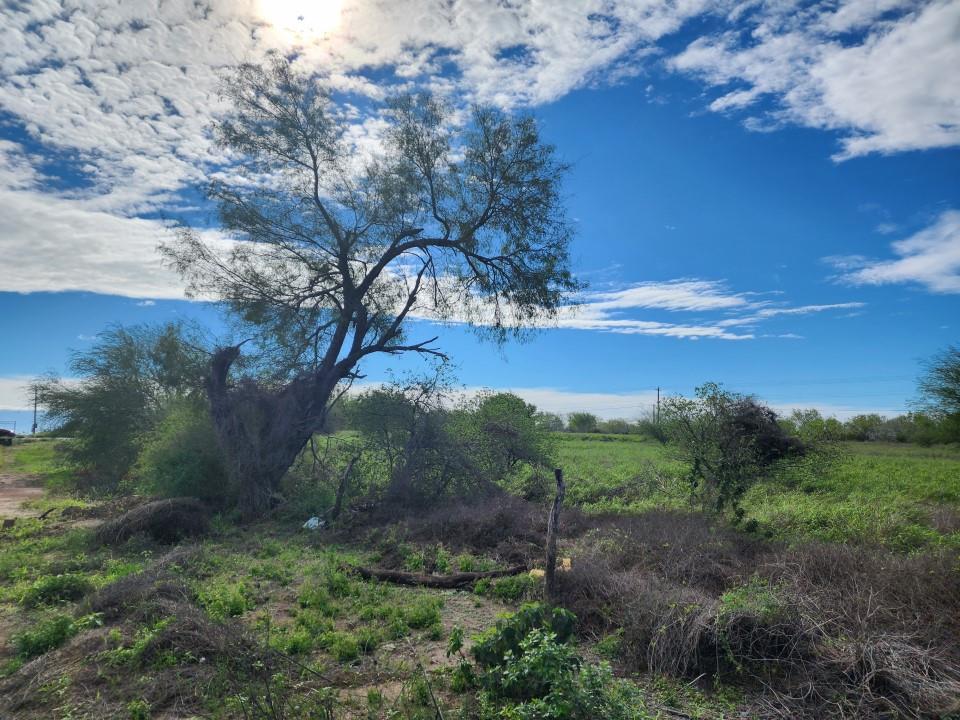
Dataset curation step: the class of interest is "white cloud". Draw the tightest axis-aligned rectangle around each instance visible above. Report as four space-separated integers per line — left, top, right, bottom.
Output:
0 0 952 308
669 0 960 159
581 280 753 312
0 0 713 214
547 280 863 340
826 210 960 293
0 377 35 411
0 185 189 298
486 387 659 420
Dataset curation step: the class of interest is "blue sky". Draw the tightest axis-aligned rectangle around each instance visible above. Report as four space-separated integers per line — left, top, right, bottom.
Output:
1 0 958 429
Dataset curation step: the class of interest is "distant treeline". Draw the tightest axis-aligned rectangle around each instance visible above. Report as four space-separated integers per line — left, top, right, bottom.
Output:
534 408 959 446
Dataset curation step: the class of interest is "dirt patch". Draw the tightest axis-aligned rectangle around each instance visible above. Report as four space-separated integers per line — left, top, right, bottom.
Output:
0 473 43 519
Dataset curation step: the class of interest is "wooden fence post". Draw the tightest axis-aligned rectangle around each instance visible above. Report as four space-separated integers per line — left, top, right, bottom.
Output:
330 453 360 521
545 467 565 602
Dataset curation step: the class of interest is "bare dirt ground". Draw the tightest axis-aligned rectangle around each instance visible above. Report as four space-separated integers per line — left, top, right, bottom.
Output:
0 473 43 519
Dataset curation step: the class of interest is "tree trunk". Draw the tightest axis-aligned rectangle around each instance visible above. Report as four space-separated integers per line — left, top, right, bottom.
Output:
348 564 528 588
206 346 340 518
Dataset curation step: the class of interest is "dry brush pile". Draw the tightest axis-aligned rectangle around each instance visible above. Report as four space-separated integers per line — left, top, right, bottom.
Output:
365 495 960 719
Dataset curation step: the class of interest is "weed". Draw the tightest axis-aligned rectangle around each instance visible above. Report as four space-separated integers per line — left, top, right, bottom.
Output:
320 631 360 662
355 625 382 654
197 579 253 619
595 629 624 659
403 596 443 629
126 698 151 720
14 613 78 659
20 573 94 607
489 574 540 603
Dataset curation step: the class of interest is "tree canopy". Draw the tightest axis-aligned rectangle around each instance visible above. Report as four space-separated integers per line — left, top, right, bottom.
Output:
160 57 580 514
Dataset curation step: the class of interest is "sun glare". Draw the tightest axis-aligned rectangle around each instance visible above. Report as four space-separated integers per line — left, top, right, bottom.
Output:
258 0 344 39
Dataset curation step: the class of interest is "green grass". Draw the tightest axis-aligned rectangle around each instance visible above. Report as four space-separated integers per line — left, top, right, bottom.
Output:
549 434 960 550
545 433 687 512
0 440 74 491
741 442 960 550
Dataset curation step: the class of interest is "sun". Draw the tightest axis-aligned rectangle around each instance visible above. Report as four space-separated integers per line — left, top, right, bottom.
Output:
258 0 344 39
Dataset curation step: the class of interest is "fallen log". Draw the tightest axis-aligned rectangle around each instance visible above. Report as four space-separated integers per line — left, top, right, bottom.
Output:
346 564 527 589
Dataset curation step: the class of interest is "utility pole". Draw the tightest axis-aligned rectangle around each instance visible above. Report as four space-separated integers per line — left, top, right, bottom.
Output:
656 386 660 425
31 386 38 435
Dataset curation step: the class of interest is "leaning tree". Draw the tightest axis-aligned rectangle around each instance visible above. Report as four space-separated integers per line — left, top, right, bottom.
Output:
161 58 579 515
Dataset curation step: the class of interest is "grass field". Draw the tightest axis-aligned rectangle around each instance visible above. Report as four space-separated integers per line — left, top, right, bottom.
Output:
552 433 960 550
0 439 75 491
1 437 959 718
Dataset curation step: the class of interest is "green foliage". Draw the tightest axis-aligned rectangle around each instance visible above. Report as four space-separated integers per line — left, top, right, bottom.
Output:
13 612 94 659
466 605 652 720
102 618 174 667
126 699 151 720
349 379 556 503
567 412 598 433
488 574 540 603
467 391 555 471
32 322 208 492
535 411 566 432
661 383 804 513
472 603 576 671
403 596 443 629
20 573 94 607
597 418 637 435
135 396 229 502
918 344 960 441
717 578 786 622
595 629 624 660
319 630 360 662
197 580 253 619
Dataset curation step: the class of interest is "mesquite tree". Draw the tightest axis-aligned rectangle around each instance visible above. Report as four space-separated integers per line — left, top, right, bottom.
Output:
161 58 579 515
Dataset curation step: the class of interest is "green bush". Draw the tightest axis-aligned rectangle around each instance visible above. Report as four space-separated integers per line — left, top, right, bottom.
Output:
135 396 230 503
197 580 252 619
14 613 78 659
403 596 443 629
472 603 576 671
20 573 94 607
466 605 651 719
32 322 208 492
489 574 540 603
320 631 360 662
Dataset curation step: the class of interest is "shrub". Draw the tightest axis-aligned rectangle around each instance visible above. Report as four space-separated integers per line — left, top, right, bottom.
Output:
472 603 575 671
95 497 209 546
319 631 359 662
135 396 230 503
567 412 599 433
403 596 443 629
14 613 78 659
489 574 540 603
662 383 805 513
31 323 208 492
197 580 252 619
20 573 94 607
466 605 651 719
355 626 382 654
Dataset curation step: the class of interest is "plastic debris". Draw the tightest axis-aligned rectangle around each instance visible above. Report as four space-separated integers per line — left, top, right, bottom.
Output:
302 516 325 530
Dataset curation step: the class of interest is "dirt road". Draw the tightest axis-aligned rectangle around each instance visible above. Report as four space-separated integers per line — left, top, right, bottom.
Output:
0 473 43 518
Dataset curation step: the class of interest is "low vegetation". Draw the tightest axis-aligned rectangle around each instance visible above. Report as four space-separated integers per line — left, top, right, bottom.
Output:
3 337 959 717
3 412 960 718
